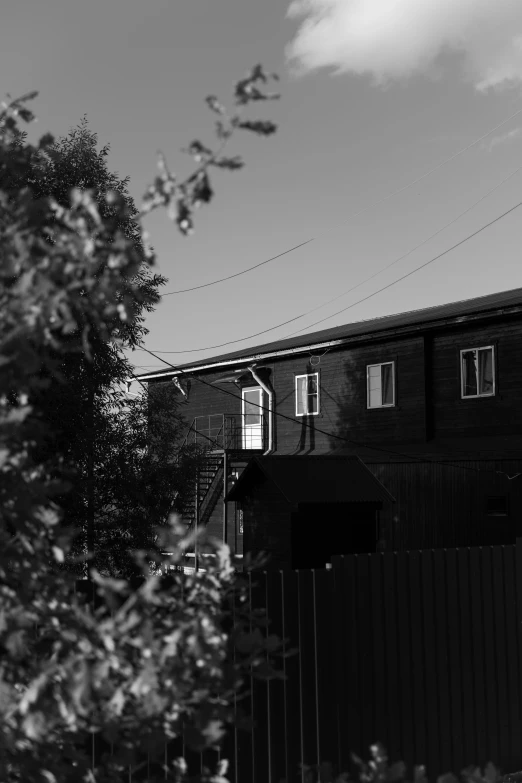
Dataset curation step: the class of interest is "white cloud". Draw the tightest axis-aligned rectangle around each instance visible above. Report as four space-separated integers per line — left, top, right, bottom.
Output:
486 125 522 149
286 0 522 91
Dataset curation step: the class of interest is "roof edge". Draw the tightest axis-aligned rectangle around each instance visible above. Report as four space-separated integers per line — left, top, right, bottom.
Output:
137 298 522 381
225 456 294 504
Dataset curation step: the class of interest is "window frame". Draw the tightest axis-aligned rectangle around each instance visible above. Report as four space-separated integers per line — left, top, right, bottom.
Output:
366 361 396 409
295 372 320 417
486 496 508 517
460 345 495 399
241 386 263 426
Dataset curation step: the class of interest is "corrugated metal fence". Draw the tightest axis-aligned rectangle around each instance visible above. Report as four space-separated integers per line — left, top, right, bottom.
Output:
76 543 522 782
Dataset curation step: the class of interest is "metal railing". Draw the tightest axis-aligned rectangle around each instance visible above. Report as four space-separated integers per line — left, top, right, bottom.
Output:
181 413 267 451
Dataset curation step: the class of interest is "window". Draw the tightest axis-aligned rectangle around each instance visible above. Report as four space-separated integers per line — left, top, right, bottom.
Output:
486 497 508 516
367 362 395 408
460 346 495 398
295 373 319 416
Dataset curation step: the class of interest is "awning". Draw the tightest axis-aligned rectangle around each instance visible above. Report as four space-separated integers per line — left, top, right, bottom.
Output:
225 455 395 504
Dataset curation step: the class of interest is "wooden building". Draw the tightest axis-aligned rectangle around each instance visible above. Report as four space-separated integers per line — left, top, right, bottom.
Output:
225 455 395 569
138 287 522 567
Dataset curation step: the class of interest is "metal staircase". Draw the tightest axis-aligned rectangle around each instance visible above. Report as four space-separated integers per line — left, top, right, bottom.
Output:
173 412 265 536
178 453 224 530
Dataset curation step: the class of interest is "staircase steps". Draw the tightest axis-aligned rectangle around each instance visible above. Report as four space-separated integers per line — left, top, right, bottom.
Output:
178 453 224 530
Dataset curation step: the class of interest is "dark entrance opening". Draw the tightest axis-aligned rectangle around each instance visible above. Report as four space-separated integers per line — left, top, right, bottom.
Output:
291 502 378 570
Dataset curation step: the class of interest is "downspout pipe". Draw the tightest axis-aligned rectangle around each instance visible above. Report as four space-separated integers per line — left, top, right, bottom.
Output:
248 364 274 455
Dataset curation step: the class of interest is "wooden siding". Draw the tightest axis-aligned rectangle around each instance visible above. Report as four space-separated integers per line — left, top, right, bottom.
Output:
149 316 522 555
368 459 522 550
266 335 426 454
431 321 522 440
151 316 522 460
241 474 293 570
148 369 268 442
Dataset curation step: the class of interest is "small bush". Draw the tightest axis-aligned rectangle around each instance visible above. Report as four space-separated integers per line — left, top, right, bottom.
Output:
288 742 509 783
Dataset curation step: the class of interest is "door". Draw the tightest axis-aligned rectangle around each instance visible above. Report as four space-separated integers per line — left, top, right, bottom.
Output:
242 387 263 449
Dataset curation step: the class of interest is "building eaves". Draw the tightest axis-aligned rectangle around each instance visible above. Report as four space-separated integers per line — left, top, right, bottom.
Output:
138 286 522 381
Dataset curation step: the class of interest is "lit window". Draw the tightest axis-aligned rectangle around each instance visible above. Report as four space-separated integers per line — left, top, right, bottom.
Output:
367 362 395 408
460 346 495 398
295 373 319 416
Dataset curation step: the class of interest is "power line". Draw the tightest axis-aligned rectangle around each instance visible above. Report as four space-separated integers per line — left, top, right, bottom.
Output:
282 198 522 339
135 346 521 482
284 163 522 340
137 193 522 355
159 101 522 297
160 240 314 295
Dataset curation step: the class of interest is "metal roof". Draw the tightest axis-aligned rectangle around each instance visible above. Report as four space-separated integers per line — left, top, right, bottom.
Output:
138 286 522 379
225 455 395 504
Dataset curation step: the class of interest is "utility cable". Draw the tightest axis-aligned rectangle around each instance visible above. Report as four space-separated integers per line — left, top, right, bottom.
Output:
282 198 522 339
159 102 522 296
137 193 522 355
135 347 521 482
160 240 314 295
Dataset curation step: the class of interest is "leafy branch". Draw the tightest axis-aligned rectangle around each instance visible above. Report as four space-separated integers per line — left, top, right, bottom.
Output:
139 63 280 235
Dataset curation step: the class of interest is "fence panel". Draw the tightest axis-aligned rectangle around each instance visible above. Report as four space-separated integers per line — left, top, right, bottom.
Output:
298 568 319 774
420 549 440 777
503 545 521 771
381 552 401 765
314 567 338 775
395 549 415 771
492 546 511 771
456 548 477 770
481 546 500 768
249 544 522 781
265 569 287 783
73 542 522 782
251 570 270 783
446 547 464 772
280 569 301 783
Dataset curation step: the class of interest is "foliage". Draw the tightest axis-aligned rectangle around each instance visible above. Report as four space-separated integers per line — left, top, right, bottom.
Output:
2 63 280 576
89 383 210 579
140 63 280 235
0 65 284 782
295 743 504 783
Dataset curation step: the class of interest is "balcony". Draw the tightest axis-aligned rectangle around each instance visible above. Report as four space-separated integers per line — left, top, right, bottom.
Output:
182 413 267 452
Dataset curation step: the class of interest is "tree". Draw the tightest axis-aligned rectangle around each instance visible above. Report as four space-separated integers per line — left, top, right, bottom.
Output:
87 382 209 579
0 66 288 783
4 62 281 578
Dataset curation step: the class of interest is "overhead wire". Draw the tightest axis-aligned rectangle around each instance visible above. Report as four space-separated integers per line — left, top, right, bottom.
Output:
160 240 314 295
134 346 521 482
136 193 522 355
281 197 522 339
159 101 522 297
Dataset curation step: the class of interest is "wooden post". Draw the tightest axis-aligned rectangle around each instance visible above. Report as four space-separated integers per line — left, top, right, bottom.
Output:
223 451 228 545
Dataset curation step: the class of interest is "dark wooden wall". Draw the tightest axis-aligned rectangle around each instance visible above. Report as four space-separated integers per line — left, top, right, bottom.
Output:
431 320 522 440
367 459 521 550
241 474 293 570
151 315 522 458
149 315 522 555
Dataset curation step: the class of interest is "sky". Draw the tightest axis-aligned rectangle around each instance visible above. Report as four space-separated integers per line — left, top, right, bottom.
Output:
3 0 522 386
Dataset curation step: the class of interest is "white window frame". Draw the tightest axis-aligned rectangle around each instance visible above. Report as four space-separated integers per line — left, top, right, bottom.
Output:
366 362 395 409
295 372 319 417
241 386 264 449
460 345 495 399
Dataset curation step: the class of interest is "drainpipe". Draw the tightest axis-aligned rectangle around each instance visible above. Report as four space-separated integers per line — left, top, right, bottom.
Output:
248 364 274 455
